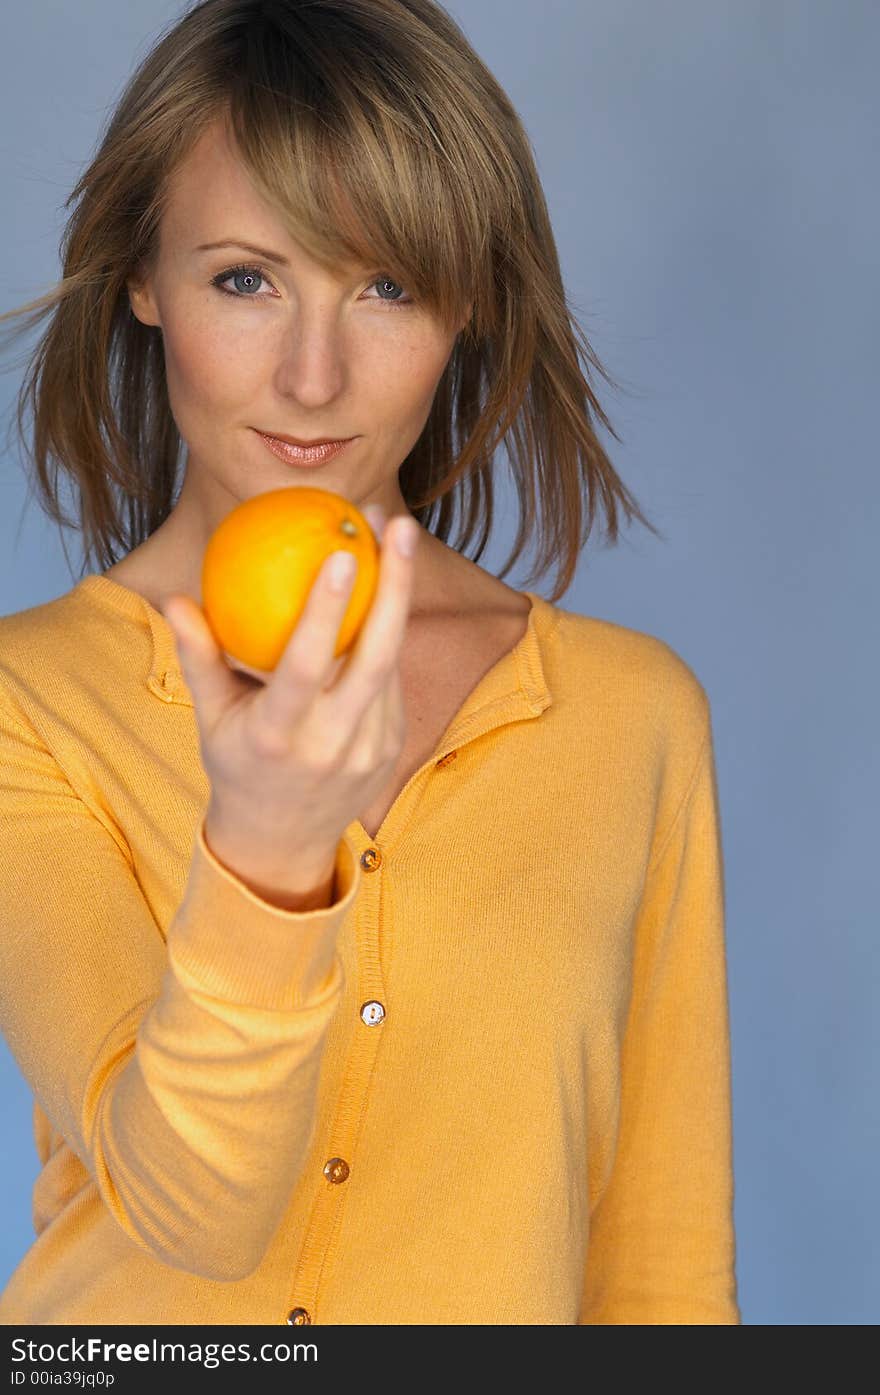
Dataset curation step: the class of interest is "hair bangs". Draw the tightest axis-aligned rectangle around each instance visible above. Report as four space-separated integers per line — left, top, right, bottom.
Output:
220 5 480 337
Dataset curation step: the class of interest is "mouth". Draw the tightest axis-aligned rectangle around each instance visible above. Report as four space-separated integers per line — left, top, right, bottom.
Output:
254 429 356 467
260 430 355 446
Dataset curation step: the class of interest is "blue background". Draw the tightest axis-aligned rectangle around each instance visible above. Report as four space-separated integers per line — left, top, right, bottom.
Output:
1 1 877 1324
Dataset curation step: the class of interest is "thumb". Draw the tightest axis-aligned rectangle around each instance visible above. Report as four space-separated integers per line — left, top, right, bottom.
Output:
161 595 245 722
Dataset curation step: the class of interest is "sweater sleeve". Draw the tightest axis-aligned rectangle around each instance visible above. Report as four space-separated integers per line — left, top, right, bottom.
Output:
0 683 361 1282
580 706 741 1324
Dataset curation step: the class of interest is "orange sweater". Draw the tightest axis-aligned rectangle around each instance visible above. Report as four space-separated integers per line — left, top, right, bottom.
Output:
0 574 740 1324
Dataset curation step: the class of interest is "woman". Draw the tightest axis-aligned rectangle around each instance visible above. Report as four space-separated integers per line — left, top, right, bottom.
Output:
0 0 740 1324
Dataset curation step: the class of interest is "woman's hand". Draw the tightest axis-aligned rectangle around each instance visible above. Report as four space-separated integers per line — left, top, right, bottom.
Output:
162 505 418 888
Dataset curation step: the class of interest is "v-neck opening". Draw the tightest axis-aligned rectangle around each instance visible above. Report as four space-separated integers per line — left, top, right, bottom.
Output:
73 571 558 850
74 572 556 709
349 590 546 846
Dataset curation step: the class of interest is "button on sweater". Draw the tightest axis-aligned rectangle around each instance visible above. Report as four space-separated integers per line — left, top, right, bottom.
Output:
0 574 740 1324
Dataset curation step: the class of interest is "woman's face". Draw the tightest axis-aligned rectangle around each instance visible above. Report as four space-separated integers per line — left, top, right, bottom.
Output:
127 119 468 534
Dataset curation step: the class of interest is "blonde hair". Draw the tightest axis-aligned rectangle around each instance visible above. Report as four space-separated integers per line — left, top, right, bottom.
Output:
0 0 663 601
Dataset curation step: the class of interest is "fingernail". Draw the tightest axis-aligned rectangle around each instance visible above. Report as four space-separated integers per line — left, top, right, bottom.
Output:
164 601 192 647
327 550 357 592
395 519 417 557
363 503 386 538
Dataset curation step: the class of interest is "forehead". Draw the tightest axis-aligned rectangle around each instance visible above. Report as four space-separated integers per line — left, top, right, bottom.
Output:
161 118 370 277
163 120 275 236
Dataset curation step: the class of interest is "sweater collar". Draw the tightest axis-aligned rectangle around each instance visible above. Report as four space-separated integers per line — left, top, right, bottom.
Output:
76 575 557 744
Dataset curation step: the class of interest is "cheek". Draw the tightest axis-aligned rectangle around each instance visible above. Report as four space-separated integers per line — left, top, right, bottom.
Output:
159 300 266 413
361 328 452 420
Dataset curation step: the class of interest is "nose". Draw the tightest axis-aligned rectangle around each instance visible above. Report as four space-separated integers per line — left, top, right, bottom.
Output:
273 312 349 405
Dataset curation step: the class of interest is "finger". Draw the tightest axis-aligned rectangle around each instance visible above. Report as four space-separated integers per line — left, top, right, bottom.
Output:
259 547 359 729
329 515 418 720
316 506 385 695
362 503 387 542
160 595 247 729
343 663 396 771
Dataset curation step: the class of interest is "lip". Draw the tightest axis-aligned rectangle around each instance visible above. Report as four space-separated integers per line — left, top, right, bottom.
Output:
254 429 355 467
264 430 354 446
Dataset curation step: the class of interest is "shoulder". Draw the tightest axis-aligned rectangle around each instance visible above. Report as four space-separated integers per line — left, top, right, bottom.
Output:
0 586 82 681
0 581 134 732
551 605 710 728
540 605 714 841
536 605 719 866
0 590 76 744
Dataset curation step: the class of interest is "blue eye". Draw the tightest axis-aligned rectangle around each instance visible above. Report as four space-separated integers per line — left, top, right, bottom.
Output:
210 263 276 298
210 263 414 308
363 276 414 308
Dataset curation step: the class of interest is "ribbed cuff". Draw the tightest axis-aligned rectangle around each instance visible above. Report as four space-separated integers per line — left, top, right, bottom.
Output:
166 819 361 1010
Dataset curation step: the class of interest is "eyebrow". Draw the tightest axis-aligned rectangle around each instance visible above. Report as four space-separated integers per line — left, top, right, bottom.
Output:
195 240 290 267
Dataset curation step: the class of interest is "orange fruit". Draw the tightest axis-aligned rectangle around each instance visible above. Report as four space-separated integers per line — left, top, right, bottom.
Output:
201 486 379 673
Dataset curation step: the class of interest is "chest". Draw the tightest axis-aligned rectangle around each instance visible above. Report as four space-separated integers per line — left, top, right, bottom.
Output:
355 606 530 842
